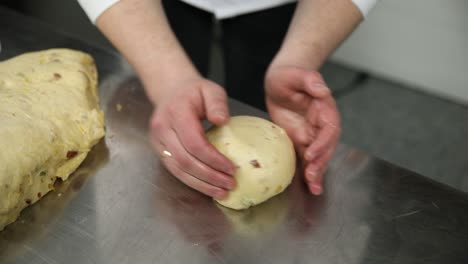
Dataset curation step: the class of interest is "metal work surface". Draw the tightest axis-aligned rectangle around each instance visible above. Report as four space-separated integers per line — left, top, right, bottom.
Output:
1 7 468 264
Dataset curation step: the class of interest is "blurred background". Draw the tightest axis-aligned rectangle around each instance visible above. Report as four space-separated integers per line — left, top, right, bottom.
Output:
1 0 468 192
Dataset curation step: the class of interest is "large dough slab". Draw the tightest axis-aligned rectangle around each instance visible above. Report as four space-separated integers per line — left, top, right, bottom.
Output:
0 49 105 230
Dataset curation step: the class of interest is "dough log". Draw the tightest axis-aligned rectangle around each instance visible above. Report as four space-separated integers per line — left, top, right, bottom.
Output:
0 49 105 230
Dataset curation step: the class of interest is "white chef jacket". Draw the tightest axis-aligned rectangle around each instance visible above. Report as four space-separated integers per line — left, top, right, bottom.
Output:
78 0 378 24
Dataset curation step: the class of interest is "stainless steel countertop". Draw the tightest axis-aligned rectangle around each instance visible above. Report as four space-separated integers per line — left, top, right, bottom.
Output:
1 7 468 264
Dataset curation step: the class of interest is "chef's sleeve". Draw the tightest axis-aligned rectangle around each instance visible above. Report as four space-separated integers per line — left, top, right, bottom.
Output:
351 0 379 17
77 0 120 24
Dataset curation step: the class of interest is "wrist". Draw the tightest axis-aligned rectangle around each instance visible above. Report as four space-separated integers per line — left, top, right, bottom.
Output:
269 45 325 73
142 70 201 106
136 56 201 105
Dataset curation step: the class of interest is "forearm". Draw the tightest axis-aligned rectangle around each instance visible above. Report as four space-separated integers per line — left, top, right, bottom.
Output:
96 0 199 104
272 0 363 70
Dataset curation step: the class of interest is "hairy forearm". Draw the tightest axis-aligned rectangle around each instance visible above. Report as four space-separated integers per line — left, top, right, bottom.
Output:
96 0 199 104
272 0 363 70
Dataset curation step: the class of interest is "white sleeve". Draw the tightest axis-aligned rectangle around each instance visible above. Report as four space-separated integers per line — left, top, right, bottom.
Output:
77 0 120 23
351 0 379 17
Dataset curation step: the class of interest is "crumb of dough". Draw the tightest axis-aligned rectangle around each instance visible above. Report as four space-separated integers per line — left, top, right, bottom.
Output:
249 159 261 168
116 103 123 112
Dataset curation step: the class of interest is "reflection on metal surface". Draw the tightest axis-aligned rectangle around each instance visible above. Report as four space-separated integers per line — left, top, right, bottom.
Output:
2 6 468 264
217 191 290 238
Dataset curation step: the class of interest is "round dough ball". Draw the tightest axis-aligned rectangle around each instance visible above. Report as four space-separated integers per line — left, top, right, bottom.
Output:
206 116 296 210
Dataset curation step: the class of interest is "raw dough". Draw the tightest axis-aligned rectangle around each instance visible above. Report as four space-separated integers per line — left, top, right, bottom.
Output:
206 116 296 210
0 49 105 230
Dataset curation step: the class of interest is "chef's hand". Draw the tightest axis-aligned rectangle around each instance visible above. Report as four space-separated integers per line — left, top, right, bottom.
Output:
149 77 236 199
265 65 341 195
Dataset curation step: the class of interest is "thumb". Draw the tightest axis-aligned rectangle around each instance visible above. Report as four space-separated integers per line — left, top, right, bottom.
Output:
201 81 230 126
303 72 332 99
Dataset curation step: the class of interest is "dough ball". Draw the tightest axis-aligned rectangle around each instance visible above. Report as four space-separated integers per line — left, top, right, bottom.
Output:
206 116 296 210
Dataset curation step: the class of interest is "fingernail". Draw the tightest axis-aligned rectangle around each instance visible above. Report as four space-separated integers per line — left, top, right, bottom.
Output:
226 180 236 190
312 83 330 96
227 165 239 175
307 170 317 181
224 167 234 176
313 83 327 89
310 184 322 195
215 191 227 200
214 111 226 119
306 151 318 161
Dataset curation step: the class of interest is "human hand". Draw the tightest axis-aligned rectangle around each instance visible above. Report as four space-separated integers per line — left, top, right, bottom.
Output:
265 66 341 195
149 77 237 199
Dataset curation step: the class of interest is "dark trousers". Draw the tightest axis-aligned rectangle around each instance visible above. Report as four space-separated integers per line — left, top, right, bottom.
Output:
162 0 296 110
